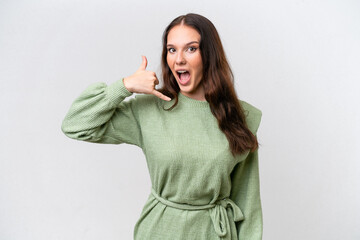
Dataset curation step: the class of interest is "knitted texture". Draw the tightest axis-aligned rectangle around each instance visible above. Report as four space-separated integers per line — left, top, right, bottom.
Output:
61 78 263 240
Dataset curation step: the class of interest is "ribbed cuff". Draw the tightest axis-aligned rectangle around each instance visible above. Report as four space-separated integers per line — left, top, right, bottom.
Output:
106 78 133 106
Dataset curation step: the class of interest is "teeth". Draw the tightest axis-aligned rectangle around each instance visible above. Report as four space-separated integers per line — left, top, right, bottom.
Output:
177 70 187 73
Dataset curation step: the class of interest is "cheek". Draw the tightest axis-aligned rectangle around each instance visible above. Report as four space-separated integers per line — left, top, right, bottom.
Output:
166 55 173 67
193 56 203 74
166 56 170 68
192 53 202 66
166 57 175 76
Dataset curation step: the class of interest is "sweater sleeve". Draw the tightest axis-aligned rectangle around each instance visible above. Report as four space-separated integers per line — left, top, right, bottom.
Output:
230 101 263 240
61 78 143 148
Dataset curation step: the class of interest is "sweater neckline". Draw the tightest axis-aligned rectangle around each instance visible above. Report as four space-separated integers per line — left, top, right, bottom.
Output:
178 92 209 108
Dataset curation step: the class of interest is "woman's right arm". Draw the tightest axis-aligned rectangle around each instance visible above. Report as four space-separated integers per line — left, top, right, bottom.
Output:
61 56 171 148
61 78 143 147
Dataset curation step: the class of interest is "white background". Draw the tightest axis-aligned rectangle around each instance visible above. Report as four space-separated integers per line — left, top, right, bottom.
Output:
1 0 359 239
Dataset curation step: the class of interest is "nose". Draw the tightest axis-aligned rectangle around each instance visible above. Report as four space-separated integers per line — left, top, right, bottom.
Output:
175 52 186 65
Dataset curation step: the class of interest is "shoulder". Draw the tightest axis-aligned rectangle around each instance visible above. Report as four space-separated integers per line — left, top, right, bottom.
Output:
239 100 262 134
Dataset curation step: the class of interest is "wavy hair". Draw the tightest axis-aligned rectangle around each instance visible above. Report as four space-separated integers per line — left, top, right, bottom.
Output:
158 13 258 156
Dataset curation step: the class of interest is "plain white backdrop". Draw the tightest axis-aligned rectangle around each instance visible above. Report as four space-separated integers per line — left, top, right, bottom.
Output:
1 0 359 239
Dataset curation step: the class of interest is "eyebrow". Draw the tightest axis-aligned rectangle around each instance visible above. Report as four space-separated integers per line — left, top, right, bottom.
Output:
167 41 199 48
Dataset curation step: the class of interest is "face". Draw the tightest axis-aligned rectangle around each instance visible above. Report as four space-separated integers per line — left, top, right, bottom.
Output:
166 24 205 101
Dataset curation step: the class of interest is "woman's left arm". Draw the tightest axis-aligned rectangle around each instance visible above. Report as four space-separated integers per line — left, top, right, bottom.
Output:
230 149 263 240
230 100 263 240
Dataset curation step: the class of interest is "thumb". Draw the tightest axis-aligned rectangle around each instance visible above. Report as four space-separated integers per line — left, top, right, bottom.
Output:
138 55 147 71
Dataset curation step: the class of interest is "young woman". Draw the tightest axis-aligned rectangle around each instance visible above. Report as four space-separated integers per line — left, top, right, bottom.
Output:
62 13 263 240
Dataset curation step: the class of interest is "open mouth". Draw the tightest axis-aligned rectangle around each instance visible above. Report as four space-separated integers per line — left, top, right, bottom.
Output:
176 70 191 85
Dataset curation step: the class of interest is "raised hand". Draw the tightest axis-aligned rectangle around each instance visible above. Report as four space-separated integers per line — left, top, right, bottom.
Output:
123 56 171 101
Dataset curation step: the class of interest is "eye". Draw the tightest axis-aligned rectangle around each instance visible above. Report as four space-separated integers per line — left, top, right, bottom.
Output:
188 46 197 52
168 48 175 53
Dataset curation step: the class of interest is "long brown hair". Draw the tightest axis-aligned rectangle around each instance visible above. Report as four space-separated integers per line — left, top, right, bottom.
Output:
158 13 258 156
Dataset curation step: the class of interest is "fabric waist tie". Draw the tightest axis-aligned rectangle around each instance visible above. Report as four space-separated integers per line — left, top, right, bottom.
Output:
151 188 244 238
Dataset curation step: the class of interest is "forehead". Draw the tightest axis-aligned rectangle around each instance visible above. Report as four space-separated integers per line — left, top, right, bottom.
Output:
167 25 201 45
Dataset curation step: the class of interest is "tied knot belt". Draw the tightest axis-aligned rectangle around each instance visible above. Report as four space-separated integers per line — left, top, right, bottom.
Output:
151 188 244 238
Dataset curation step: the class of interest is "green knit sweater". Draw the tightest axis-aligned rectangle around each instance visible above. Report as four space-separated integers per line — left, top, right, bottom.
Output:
61 78 263 240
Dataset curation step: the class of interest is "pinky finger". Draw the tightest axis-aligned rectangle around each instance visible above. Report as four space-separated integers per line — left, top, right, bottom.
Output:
152 90 171 101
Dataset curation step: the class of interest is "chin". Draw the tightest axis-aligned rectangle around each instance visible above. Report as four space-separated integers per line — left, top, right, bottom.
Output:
179 86 194 93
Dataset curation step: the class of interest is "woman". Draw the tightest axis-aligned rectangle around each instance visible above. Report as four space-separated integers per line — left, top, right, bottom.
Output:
62 13 262 240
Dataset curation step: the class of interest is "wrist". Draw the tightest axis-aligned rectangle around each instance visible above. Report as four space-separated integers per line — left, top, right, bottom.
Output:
122 77 133 93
